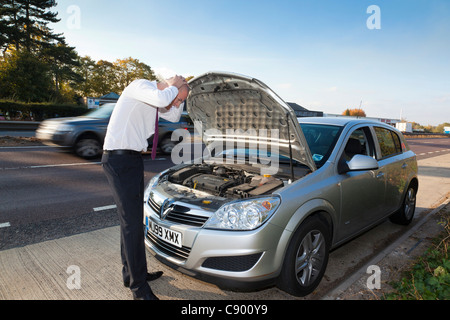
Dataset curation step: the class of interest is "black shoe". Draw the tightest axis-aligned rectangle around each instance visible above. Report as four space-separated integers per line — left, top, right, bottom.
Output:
133 291 159 300
124 271 164 288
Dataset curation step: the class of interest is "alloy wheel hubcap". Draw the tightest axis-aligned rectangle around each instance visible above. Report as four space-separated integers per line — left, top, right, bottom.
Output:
404 188 416 220
295 230 326 287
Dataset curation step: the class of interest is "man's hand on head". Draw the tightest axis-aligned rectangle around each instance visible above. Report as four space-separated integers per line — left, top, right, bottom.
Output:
166 75 186 89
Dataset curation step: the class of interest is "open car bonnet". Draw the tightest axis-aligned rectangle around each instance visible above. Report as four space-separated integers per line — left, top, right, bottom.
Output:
186 72 316 172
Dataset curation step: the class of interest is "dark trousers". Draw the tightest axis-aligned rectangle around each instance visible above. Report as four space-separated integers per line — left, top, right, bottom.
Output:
101 152 150 298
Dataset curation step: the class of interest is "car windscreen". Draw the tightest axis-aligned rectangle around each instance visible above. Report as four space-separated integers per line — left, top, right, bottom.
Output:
82 104 115 119
299 123 342 167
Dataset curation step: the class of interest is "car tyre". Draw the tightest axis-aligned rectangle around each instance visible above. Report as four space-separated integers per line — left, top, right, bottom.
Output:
75 137 102 159
389 184 416 225
160 137 176 155
277 215 331 297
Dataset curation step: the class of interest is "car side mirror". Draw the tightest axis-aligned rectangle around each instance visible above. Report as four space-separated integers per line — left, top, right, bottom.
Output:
338 154 379 174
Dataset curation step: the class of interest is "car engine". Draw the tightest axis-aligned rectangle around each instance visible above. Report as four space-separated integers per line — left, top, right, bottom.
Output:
167 164 285 199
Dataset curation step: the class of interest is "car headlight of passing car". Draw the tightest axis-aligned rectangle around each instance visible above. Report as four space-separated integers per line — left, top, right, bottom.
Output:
205 196 281 231
56 123 74 132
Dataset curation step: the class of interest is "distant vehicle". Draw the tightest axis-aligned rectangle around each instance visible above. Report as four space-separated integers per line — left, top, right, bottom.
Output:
396 122 412 133
444 127 450 134
36 104 193 159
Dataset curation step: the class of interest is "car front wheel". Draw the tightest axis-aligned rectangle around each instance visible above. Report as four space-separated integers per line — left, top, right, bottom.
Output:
277 215 331 297
75 137 102 159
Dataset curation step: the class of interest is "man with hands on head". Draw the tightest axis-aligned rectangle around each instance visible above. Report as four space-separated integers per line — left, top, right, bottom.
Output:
102 75 189 300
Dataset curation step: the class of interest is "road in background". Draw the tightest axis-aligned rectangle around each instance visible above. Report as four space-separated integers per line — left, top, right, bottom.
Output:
407 137 450 160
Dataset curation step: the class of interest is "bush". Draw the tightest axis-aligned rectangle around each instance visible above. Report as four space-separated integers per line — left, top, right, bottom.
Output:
0 100 87 121
385 208 450 300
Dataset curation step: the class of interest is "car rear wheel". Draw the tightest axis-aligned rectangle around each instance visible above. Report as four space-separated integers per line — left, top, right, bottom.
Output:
75 137 102 159
277 215 331 297
389 185 416 225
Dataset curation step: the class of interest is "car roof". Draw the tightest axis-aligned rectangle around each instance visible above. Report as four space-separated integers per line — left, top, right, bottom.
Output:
297 117 405 137
298 116 387 127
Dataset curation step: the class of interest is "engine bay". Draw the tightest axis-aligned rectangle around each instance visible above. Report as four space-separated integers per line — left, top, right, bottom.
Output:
166 164 290 199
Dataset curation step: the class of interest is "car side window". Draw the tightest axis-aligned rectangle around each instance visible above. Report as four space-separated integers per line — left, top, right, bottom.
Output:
343 127 375 161
374 127 402 159
392 131 402 152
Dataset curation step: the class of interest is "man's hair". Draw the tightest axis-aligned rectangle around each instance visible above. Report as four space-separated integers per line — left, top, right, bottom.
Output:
180 83 190 94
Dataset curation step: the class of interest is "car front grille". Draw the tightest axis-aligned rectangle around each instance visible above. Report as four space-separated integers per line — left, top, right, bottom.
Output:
148 198 210 227
146 230 191 261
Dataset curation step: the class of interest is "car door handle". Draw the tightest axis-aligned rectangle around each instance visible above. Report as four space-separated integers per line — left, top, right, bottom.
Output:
402 163 408 169
376 172 384 179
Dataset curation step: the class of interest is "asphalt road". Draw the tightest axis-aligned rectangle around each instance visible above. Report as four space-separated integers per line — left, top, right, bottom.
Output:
0 147 173 250
0 138 449 251
406 137 450 160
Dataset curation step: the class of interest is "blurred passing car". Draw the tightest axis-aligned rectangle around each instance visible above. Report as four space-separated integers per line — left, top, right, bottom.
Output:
36 103 193 159
143 72 418 297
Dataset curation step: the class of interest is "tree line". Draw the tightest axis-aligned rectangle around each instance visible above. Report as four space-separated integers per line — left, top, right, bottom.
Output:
341 108 448 133
0 0 156 104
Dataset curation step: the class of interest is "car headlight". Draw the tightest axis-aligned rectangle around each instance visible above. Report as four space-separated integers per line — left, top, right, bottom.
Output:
56 123 74 132
204 196 281 231
144 173 161 202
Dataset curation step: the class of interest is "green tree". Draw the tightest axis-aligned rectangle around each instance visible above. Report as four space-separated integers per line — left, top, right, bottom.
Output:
90 59 118 96
23 0 63 52
0 1 19 54
0 0 63 53
342 108 367 117
114 57 156 92
435 122 450 134
40 42 81 96
73 56 97 97
0 49 52 101
72 56 157 98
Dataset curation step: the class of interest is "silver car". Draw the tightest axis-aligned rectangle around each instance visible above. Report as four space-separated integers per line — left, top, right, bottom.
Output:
143 72 418 296
36 104 194 159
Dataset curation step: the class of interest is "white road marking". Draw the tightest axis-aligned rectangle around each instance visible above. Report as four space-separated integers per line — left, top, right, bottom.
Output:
0 162 101 171
93 205 117 212
0 222 11 228
1 157 167 171
0 146 54 149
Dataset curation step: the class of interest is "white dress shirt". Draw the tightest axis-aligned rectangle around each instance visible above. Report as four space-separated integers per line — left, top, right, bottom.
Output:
103 79 184 152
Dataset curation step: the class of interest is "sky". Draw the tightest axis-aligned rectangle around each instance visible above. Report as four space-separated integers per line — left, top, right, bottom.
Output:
50 0 450 126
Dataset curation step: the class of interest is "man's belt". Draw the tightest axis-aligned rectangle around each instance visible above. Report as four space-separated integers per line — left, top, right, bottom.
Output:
103 150 141 155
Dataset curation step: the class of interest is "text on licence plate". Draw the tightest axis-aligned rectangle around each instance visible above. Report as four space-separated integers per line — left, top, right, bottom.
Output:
149 221 182 248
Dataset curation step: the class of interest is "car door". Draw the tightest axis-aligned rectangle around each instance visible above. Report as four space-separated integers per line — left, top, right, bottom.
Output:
373 126 406 215
337 126 386 239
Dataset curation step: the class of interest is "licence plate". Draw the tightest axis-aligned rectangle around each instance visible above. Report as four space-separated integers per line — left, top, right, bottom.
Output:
149 221 182 248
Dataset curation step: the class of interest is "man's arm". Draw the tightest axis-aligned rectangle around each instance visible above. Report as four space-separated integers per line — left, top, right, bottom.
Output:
128 80 179 108
128 76 186 108
159 102 184 123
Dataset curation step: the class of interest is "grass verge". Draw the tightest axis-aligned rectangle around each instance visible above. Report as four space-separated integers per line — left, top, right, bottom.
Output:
384 206 450 300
